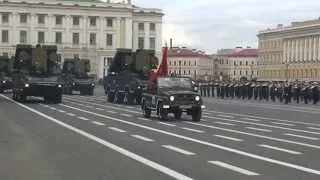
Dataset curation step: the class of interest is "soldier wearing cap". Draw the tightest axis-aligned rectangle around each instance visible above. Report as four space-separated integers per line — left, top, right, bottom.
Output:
311 82 319 104
302 82 309 104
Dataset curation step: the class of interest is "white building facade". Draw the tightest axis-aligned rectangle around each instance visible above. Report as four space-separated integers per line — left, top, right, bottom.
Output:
0 0 163 79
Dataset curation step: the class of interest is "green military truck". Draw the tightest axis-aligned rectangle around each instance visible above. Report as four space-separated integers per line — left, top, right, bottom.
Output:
141 77 205 121
58 57 95 95
11 44 63 103
0 55 13 93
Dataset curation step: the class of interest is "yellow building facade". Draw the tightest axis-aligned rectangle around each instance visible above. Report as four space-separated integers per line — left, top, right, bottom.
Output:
258 19 320 81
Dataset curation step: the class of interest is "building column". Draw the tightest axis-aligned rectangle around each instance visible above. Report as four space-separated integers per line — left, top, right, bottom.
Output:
132 22 138 51
283 40 287 63
308 37 312 62
291 39 295 62
318 35 320 61
47 14 54 44
314 36 318 61
299 39 303 62
115 17 121 49
125 17 132 49
98 17 104 49
295 39 299 62
304 38 308 61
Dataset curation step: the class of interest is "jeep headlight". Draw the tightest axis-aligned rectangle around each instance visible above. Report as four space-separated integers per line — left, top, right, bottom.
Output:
25 83 30 88
58 84 62 88
137 86 141 89
169 96 175 101
195 95 200 101
91 83 95 86
194 86 198 91
72 82 76 86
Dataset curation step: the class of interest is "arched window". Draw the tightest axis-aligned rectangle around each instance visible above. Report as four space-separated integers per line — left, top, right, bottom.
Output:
246 61 248 65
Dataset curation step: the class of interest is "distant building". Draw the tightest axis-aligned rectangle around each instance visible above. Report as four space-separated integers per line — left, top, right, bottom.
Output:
0 0 164 79
258 18 320 81
167 47 214 80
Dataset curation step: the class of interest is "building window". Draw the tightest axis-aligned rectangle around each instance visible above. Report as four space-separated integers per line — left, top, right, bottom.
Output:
240 61 242 65
246 71 248 75
2 30 8 43
169 61 171 66
174 61 176 66
55 32 62 44
234 61 236 66
106 34 113 46
89 33 96 45
72 32 79 45
107 18 113 27
150 23 155 31
149 37 155 49
246 61 248 65
20 30 27 43
38 31 44 43
189 70 191 74
189 61 191 66
2 13 9 23
194 61 197 66
252 71 254 75
38 14 45 24
240 71 242 75
184 61 186 66
89 17 96 26
73 16 80 25
56 15 63 25
20 14 27 23
234 71 236 75
138 37 144 49
184 70 186 75
138 23 144 31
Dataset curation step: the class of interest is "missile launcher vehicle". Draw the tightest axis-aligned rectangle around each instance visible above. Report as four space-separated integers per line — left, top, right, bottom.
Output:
0 55 13 93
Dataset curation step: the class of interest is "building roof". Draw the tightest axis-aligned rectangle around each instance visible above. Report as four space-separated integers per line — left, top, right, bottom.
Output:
227 49 259 58
167 47 210 58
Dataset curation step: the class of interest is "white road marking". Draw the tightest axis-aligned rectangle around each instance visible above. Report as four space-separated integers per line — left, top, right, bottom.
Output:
217 114 234 119
214 135 243 142
91 121 105 126
138 117 151 121
58 103 320 175
50 107 57 110
78 116 90 121
271 122 294 126
202 115 210 118
85 105 93 108
162 145 195 155
40 104 49 108
120 113 133 117
258 144 302 155
308 127 320 131
284 133 319 140
209 116 320 135
66 113 76 117
126 106 135 109
158 122 176 127
203 112 210 115
181 127 204 133
58 110 66 113
1 96 192 180
208 161 259 176
108 127 126 133
241 118 261 122
107 110 118 114
246 127 272 133
131 135 154 142
95 108 104 111
186 121 320 149
214 121 235 126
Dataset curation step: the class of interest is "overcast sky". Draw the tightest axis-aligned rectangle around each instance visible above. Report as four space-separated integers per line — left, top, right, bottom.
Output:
131 0 320 53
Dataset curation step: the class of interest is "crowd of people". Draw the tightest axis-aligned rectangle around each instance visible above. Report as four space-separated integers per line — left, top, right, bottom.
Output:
198 81 320 105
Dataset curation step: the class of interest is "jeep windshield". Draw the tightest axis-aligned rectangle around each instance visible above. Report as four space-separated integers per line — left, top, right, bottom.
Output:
158 77 193 91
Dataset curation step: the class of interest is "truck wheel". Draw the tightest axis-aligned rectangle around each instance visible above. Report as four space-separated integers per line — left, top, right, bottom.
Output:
113 92 119 104
191 107 202 122
174 110 182 120
158 104 168 121
107 93 114 102
55 95 62 104
88 88 94 96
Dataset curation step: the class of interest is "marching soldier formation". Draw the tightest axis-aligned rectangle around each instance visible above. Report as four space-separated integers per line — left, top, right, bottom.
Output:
199 81 320 105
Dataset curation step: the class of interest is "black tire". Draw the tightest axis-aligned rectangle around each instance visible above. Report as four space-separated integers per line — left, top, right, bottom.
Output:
107 93 114 102
113 92 119 104
0 88 3 93
158 104 168 121
12 90 17 100
142 103 151 118
174 110 182 120
54 95 62 104
88 88 94 96
191 107 202 122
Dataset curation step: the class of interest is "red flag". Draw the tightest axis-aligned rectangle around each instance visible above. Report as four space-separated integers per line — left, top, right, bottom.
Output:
147 46 168 88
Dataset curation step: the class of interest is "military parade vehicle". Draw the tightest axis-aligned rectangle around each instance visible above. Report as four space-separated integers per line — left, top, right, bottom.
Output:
0 55 13 93
58 57 95 95
11 44 63 103
141 77 205 122
104 48 158 105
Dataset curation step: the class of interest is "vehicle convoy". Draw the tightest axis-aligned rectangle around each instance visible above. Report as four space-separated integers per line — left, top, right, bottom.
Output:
58 57 95 95
11 44 63 103
0 55 13 93
104 48 158 105
141 77 205 122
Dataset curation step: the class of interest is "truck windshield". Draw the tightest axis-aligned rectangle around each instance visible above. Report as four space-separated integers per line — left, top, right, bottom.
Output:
158 77 193 90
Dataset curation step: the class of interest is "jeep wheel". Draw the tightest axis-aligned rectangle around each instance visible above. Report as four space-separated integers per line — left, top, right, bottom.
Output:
142 104 151 118
0 88 3 93
107 93 114 102
191 107 202 122
174 110 182 120
158 105 168 121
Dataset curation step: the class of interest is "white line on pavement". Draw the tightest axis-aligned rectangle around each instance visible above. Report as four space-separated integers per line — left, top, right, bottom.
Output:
214 135 243 142
131 135 154 142
181 127 204 133
138 117 152 121
241 118 261 122
271 122 295 126
120 113 133 117
91 121 105 126
186 121 320 149
203 112 210 115
0 96 192 180
108 127 127 133
78 116 90 121
202 115 210 118
284 133 319 140
58 103 320 175
58 110 66 113
50 107 57 110
85 105 93 108
246 127 272 133
308 127 320 131
214 121 235 126
95 108 104 111
258 144 302 155
208 161 260 176
107 110 118 114
162 145 195 155
66 113 76 117
158 122 176 127
217 114 234 119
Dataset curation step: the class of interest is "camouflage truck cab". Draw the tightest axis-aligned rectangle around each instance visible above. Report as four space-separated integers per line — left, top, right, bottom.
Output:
141 77 205 122
58 57 95 95
11 44 63 103
104 48 158 105
0 55 13 93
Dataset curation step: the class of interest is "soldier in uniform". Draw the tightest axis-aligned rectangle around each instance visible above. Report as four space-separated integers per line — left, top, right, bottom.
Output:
292 83 300 104
283 83 291 104
212 82 217 98
217 82 221 98
270 83 276 102
311 82 319 104
302 83 309 104
220 82 225 99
